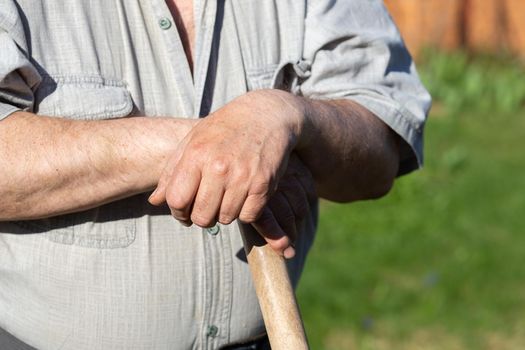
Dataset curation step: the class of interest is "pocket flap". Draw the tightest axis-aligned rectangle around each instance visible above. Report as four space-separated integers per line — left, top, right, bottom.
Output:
35 78 133 120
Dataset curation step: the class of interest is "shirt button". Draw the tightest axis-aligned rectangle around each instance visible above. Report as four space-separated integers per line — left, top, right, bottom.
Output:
159 17 172 30
206 325 219 338
206 225 220 236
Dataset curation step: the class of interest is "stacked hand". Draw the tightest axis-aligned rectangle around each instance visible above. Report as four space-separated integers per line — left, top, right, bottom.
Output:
149 89 316 258
249 152 316 258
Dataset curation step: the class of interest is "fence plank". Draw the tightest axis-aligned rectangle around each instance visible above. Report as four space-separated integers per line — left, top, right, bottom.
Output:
385 0 525 59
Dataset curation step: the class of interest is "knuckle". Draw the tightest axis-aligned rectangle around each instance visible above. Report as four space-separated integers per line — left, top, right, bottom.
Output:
239 210 260 223
232 166 250 182
245 193 269 213
238 183 275 224
210 157 230 176
166 191 188 211
240 199 267 223
250 178 271 197
193 194 211 211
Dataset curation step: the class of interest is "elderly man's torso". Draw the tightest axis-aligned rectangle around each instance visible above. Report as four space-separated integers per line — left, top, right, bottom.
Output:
0 1 316 349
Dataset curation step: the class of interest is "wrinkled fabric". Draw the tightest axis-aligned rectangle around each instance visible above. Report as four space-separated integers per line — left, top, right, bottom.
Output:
0 1 430 349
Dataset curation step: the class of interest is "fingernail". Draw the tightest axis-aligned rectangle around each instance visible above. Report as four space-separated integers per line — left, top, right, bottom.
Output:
179 220 192 227
283 246 296 259
148 188 158 201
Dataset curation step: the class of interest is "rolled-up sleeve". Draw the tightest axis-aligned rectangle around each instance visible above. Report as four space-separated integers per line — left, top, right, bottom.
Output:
296 0 431 175
0 3 41 120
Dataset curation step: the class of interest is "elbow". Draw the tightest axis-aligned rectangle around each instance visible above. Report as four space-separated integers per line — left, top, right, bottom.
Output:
318 164 397 203
358 161 398 201
362 175 395 200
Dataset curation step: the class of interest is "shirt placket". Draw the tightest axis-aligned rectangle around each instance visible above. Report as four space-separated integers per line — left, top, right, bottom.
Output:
149 0 195 117
192 2 235 348
202 223 234 349
148 1 232 349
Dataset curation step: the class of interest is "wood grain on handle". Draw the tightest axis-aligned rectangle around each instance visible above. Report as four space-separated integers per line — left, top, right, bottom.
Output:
240 224 309 350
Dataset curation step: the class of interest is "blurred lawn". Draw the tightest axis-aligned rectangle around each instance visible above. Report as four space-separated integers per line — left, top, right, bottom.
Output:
296 51 525 350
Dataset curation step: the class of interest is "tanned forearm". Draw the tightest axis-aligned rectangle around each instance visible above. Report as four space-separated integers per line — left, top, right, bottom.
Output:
0 111 195 220
147 89 401 256
295 97 400 202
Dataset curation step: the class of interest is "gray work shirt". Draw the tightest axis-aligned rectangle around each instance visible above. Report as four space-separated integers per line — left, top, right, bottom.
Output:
0 0 431 349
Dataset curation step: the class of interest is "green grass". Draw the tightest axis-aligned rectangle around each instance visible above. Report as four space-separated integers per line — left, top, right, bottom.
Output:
296 51 525 349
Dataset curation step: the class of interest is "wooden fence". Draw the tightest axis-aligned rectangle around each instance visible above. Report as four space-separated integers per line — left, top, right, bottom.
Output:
384 0 525 59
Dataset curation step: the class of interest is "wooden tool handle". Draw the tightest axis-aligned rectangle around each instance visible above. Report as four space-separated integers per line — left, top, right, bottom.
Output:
240 224 309 350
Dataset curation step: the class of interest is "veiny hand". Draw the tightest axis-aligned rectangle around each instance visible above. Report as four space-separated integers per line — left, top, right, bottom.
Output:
251 153 316 259
148 90 307 247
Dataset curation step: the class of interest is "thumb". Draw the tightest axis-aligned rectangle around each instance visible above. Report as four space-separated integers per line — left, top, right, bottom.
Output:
148 184 166 206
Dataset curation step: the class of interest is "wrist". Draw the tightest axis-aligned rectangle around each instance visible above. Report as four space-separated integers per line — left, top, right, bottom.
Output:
162 117 198 146
250 89 310 149
130 117 199 190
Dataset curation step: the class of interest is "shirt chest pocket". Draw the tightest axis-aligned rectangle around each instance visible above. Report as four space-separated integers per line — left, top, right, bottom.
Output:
13 77 138 249
34 77 134 120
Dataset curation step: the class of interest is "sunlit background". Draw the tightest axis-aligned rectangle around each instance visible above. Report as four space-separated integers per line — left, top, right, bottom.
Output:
297 1 525 349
